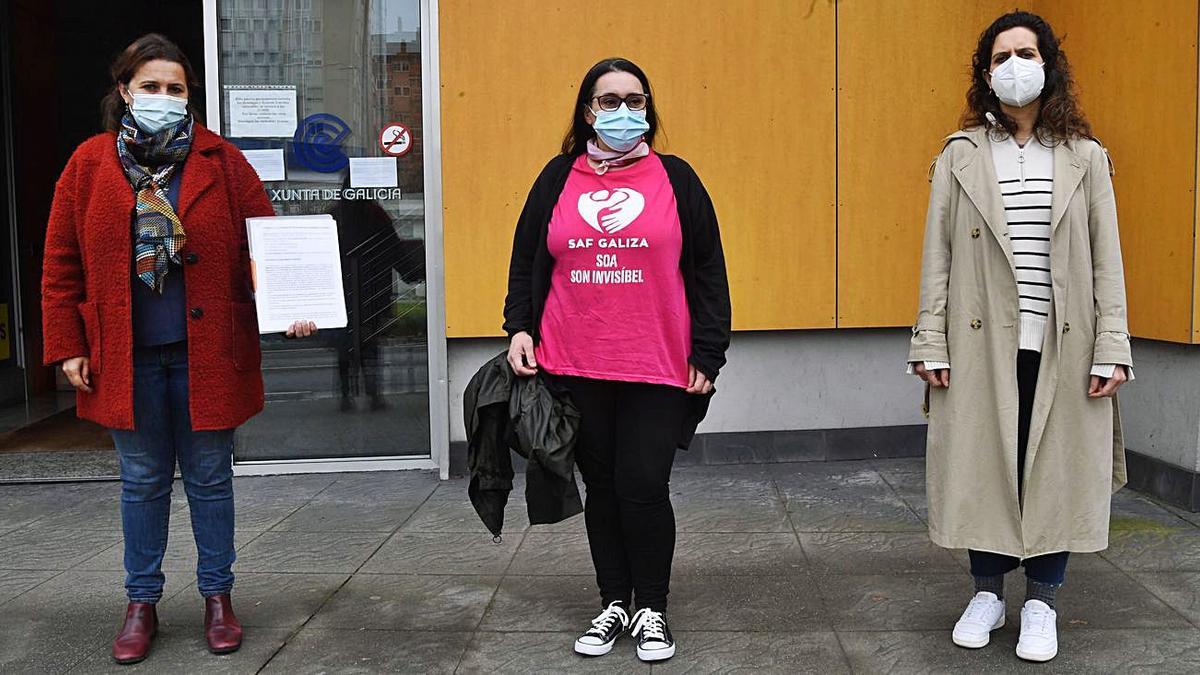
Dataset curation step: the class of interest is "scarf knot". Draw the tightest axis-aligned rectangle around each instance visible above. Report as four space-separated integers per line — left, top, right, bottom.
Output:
117 113 194 292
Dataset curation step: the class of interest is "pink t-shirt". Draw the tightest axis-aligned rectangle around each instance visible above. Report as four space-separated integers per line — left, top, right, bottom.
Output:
536 153 692 388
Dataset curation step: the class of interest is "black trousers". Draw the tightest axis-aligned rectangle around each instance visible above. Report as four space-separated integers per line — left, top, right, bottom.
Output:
968 349 1069 584
336 331 381 398
554 375 690 613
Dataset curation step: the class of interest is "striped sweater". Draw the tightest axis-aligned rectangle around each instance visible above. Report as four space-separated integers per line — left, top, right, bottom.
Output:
991 134 1054 352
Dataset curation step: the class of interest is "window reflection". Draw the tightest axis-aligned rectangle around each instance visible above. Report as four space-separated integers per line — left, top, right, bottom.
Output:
219 0 430 461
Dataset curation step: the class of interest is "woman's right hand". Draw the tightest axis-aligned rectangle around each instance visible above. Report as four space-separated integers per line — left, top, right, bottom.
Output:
913 362 950 388
62 356 93 393
507 332 538 376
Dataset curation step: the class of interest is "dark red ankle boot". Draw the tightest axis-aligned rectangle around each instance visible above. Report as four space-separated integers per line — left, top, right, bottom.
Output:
204 594 243 654
112 602 157 664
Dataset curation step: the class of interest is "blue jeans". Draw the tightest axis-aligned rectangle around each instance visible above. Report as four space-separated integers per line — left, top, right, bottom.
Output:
967 350 1069 587
110 341 236 603
969 550 1070 585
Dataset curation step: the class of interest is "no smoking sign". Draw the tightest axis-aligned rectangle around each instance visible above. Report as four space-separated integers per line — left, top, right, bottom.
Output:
379 122 412 157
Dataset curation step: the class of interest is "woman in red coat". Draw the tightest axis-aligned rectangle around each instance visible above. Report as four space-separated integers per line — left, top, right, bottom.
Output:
41 34 315 665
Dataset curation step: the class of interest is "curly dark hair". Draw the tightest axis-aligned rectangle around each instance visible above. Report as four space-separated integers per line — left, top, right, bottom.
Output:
962 11 1091 142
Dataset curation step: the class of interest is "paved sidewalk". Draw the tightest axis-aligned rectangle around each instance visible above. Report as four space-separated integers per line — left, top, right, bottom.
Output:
1 458 1199 673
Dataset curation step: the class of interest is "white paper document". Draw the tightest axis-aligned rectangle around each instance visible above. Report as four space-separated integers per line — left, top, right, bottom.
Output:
228 88 298 138
246 215 347 333
241 149 286 182
349 157 399 188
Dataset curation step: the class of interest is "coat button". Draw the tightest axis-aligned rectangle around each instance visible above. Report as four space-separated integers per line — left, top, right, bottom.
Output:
971 227 981 239
184 252 199 265
190 307 204 319
971 318 983 330
1064 322 1071 333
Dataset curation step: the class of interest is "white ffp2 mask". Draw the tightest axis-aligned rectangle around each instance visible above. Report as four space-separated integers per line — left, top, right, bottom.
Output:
990 56 1045 108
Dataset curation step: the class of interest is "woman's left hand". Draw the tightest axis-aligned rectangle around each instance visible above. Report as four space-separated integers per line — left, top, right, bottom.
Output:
686 365 714 395
286 320 318 338
1088 366 1128 399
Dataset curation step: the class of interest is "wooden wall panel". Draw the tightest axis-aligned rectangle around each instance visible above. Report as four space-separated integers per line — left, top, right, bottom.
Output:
440 0 837 337
1035 1 1198 343
836 0 1016 328
442 1 1200 342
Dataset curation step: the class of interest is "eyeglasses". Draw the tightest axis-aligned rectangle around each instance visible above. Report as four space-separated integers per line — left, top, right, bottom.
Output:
590 93 650 112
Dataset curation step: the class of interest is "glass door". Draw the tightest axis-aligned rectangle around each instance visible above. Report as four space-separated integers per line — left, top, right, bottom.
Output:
0 7 26 420
210 0 443 471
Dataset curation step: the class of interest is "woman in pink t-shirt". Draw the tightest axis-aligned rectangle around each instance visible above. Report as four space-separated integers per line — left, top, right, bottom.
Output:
503 58 731 663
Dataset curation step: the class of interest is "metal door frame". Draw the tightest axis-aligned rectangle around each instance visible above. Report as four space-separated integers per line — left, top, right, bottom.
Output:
1 4 26 375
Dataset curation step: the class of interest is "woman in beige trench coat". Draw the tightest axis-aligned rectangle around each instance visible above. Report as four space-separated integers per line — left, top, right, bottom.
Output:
908 11 1132 663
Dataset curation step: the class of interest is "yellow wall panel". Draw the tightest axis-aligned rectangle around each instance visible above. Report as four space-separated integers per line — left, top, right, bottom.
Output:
1035 1 1198 343
837 0 1021 328
442 1 1199 342
440 0 837 337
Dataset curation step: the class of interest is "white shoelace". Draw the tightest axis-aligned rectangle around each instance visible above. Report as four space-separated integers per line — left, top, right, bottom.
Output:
1023 605 1054 635
587 604 628 637
961 595 997 622
631 609 667 642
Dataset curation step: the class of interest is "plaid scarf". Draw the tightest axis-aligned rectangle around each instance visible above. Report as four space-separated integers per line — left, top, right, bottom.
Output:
117 113 194 292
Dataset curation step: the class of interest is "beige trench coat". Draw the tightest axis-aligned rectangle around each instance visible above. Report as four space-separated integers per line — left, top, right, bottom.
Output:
909 127 1132 558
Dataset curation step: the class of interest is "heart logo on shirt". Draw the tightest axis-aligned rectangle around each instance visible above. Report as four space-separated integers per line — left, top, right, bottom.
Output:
577 188 645 234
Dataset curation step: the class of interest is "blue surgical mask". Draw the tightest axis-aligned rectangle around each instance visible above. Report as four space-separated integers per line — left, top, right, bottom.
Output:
591 104 650 152
129 93 189 134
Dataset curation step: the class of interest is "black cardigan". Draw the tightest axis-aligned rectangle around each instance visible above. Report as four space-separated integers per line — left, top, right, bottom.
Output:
502 153 732 380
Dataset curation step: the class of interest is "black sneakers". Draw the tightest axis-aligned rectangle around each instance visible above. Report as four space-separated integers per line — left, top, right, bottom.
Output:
574 603 676 662
573 602 630 657
631 608 675 662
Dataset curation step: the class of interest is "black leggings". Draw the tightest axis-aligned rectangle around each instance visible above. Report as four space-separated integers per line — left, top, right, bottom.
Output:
555 375 690 613
968 349 1069 583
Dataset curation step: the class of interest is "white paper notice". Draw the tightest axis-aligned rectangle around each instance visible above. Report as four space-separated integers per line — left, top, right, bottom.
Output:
241 149 286 182
349 157 399 188
228 88 297 138
246 215 348 333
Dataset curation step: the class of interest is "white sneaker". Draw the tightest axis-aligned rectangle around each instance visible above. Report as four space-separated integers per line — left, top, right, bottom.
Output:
952 592 1006 648
1016 599 1058 662
573 602 630 657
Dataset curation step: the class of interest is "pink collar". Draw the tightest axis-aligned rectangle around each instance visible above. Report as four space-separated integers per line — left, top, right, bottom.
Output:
585 139 650 175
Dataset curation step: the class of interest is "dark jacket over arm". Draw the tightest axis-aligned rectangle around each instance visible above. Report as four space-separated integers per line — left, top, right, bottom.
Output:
465 352 583 538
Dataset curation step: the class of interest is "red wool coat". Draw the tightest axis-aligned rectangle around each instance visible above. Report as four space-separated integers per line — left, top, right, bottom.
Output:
42 124 275 431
